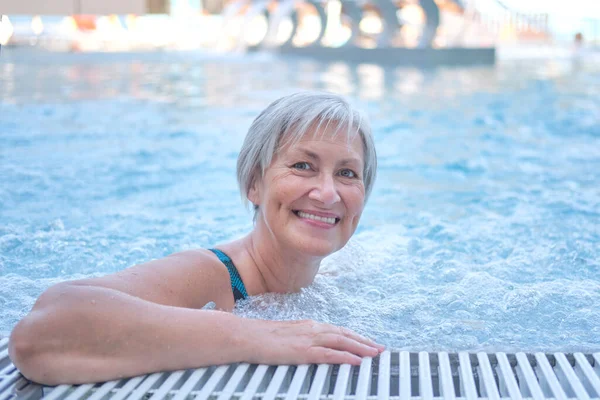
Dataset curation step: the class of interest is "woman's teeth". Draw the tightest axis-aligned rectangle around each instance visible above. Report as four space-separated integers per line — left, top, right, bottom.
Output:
296 211 337 225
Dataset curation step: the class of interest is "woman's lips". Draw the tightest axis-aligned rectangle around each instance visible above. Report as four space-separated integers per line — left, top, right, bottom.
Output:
293 210 340 227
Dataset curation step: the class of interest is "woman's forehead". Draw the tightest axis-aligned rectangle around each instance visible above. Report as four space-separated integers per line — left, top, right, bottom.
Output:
278 128 365 162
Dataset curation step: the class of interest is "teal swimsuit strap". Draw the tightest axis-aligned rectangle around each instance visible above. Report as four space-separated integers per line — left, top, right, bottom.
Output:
208 248 248 302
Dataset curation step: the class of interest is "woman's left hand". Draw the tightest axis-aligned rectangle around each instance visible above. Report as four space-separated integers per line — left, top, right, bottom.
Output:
239 318 385 365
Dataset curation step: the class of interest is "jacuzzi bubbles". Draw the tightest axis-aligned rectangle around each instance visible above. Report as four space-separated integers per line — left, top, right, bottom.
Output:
1 49 599 350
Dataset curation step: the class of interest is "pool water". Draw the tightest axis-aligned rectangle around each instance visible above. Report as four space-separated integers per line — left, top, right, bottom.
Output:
1 48 599 352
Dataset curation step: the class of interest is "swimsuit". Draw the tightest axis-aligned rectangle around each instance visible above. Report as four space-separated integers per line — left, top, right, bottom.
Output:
208 248 248 302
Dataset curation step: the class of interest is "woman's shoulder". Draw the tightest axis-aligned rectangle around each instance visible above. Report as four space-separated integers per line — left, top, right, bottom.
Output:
165 248 235 285
65 248 235 310
170 248 236 276
163 249 238 308
167 248 222 265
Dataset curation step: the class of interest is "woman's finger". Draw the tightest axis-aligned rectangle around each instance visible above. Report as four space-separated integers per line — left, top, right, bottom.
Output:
334 326 386 351
306 347 363 365
316 333 380 358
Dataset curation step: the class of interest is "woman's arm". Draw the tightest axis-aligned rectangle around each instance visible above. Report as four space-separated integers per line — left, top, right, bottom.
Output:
8 250 243 385
9 284 248 385
9 250 383 385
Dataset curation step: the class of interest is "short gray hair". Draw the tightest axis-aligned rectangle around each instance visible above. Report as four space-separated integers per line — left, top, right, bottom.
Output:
237 91 377 212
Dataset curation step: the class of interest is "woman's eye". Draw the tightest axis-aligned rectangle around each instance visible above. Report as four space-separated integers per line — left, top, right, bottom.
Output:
340 169 357 178
292 162 311 170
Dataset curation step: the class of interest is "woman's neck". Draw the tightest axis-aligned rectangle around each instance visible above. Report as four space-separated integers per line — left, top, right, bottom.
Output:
219 221 321 295
246 230 322 294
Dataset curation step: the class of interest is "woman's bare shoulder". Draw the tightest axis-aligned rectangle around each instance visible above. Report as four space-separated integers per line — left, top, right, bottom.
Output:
66 249 233 310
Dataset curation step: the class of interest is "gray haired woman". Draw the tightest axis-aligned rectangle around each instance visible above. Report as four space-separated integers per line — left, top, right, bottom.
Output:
9 91 384 385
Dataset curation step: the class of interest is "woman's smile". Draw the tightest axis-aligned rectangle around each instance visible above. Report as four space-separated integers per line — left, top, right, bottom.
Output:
293 210 341 228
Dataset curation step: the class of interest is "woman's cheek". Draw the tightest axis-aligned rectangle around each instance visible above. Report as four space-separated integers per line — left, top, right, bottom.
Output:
346 186 366 212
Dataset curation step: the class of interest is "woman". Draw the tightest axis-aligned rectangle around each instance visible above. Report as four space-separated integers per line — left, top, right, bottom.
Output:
9 91 384 385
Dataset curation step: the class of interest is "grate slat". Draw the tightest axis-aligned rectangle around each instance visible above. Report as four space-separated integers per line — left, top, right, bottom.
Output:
355 357 372 399
43 384 73 400
555 353 591 400
0 363 16 376
332 364 352 400
195 365 229 400
0 388 15 400
84 379 121 400
109 375 146 400
495 352 522 400
284 365 310 400
217 363 250 400
437 352 455 400
378 351 391 400
418 352 433 400
307 364 329 400
239 364 270 400
457 353 477 400
535 353 567 400
574 353 600 397
1 380 43 400
125 372 165 400
0 339 8 351
263 365 290 400
148 370 186 400
477 353 500 400
0 369 20 394
398 352 410 400
594 354 600 397
171 368 209 400
0 385 17 400
0 352 8 368
516 352 545 400
62 383 95 400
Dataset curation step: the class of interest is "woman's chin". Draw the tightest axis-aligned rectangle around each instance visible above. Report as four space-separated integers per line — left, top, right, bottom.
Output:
293 239 341 258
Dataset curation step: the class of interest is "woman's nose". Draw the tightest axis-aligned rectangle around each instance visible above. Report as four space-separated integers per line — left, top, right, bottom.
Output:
308 174 341 206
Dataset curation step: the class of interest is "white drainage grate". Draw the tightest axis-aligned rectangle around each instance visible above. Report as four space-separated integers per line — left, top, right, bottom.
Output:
1 338 599 399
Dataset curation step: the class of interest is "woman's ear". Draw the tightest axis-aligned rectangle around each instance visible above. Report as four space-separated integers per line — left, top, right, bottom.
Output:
247 178 260 206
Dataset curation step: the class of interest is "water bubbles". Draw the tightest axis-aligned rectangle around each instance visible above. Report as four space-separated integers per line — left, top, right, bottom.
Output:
2 54 600 352
439 323 454 335
407 238 421 255
363 288 385 301
43 219 65 232
441 268 462 283
0 234 23 252
502 289 542 313
453 310 472 320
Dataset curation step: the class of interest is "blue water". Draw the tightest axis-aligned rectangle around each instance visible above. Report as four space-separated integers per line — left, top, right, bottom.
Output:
1 48 599 352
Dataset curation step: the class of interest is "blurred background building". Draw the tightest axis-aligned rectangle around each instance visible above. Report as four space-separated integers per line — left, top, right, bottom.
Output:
0 0 598 56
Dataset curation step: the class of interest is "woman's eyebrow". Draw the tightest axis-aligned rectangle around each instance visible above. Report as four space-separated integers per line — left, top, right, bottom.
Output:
298 149 319 160
296 149 362 167
339 158 363 167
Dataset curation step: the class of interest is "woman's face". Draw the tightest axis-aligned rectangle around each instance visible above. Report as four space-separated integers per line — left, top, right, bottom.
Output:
249 127 366 257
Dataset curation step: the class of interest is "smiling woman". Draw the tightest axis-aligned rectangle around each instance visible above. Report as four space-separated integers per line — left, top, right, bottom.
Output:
8 91 383 386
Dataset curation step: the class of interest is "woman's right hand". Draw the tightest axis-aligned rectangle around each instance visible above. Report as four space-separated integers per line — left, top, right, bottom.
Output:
241 319 385 365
